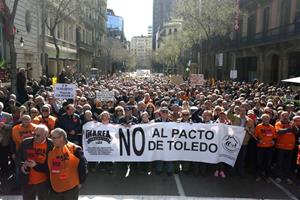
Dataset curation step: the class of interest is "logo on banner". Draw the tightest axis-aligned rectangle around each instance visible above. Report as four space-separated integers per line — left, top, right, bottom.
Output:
222 135 240 153
86 130 112 144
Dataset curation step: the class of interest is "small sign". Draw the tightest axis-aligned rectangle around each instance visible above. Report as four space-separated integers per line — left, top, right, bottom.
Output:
52 77 57 85
230 70 238 79
54 84 76 100
170 75 184 85
96 91 115 102
190 74 204 86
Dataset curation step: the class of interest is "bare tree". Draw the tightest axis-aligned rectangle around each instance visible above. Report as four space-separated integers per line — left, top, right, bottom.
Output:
101 37 129 74
0 0 19 94
44 0 79 75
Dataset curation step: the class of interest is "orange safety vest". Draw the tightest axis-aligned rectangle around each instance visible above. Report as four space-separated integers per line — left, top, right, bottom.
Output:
275 121 295 150
12 123 36 151
48 142 79 193
255 123 277 148
27 142 48 185
33 115 57 131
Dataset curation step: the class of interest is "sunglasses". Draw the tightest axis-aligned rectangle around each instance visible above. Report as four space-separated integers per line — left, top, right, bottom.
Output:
41 109 49 112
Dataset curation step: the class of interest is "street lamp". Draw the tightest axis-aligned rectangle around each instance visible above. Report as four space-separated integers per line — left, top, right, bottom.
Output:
20 36 24 47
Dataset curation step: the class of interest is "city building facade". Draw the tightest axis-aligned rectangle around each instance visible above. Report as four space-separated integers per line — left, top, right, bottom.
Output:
152 0 176 49
1 0 41 80
106 9 124 40
130 36 152 69
208 0 300 82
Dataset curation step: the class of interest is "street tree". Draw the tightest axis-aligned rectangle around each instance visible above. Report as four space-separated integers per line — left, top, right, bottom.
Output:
101 37 129 74
175 0 236 75
44 0 80 75
0 0 19 94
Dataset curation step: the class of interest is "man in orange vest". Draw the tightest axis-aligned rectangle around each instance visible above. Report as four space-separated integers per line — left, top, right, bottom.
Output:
274 111 295 184
48 128 87 200
18 124 53 200
11 115 37 161
33 105 57 132
254 114 277 181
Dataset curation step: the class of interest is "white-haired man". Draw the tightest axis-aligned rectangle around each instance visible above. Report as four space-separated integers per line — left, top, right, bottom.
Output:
18 124 54 200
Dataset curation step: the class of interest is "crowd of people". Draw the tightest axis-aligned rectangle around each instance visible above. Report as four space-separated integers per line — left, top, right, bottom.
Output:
0 68 300 199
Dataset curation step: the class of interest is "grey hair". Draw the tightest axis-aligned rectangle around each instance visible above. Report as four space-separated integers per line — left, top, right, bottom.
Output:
51 128 67 141
35 124 49 135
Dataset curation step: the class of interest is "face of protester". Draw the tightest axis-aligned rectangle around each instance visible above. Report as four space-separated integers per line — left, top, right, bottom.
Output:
261 114 270 125
141 113 149 123
21 115 31 128
79 97 88 106
294 117 300 128
50 132 65 147
280 112 289 124
160 110 169 120
84 111 93 122
33 128 47 143
218 113 227 123
30 108 39 118
181 111 190 122
41 107 50 118
202 111 212 122
101 113 110 124
66 105 75 116
239 107 247 118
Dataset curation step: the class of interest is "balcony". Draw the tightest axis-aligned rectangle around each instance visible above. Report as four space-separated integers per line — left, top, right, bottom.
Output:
77 41 94 53
233 22 300 49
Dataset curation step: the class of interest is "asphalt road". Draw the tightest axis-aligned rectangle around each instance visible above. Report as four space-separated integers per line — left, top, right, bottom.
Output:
1 166 300 200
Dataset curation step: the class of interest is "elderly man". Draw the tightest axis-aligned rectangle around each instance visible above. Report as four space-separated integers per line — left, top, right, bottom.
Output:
48 128 88 200
0 102 13 175
254 114 277 181
57 104 82 145
18 124 53 200
12 115 37 160
33 105 57 132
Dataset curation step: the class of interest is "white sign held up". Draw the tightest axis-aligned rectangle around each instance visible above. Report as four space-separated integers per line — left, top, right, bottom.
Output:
230 70 238 79
96 91 115 102
54 84 76 100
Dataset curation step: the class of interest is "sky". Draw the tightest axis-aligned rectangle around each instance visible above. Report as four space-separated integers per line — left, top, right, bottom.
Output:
107 0 153 40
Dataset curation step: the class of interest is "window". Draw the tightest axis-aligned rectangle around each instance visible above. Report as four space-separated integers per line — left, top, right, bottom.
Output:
280 0 291 26
263 7 270 33
247 15 256 41
64 22 68 41
69 25 74 43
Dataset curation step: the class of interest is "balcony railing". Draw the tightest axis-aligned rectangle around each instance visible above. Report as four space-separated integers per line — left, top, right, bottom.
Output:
77 41 94 53
233 22 300 48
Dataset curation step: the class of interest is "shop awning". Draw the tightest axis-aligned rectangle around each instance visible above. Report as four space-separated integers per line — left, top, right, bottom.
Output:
282 77 300 84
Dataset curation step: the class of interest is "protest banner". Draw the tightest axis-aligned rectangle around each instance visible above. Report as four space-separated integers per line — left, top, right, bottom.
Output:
54 83 76 100
82 122 245 166
96 91 115 102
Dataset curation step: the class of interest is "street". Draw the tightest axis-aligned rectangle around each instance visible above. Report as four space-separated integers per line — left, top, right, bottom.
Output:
1 164 300 200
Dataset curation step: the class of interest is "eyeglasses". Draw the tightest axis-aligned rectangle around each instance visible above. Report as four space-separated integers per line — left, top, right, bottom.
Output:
41 109 49 112
31 111 38 114
182 114 190 116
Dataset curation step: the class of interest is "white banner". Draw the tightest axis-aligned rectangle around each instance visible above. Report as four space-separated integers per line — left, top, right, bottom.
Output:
82 122 245 167
230 70 238 79
54 84 76 100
